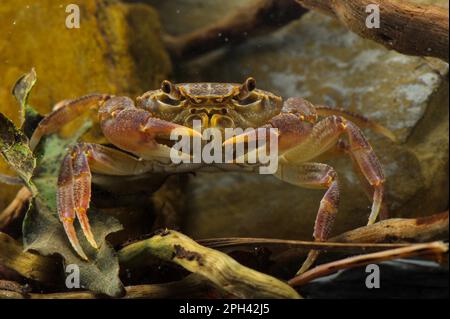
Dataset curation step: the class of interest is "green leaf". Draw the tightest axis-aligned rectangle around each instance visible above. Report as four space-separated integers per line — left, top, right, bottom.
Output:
23 120 125 297
0 113 36 193
119 230 302 299
12 68 37 127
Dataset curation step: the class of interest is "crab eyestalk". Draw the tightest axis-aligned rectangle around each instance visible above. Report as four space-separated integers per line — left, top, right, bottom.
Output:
237 77 256 100
161 80 182 100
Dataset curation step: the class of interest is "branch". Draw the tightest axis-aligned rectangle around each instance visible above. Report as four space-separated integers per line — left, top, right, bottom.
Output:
332 211 449 243
119 230 301 299
0 232 61 283
199 212 449 251
296 0 449 61
0 186 31 230
288 241 449 287
0 274 218 299
0 174 24 186
1 213 447 284
165 0 308 60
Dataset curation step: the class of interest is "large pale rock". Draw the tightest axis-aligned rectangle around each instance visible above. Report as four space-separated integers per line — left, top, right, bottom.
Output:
138 0 248 35
0 0 171 212
170 11 449 239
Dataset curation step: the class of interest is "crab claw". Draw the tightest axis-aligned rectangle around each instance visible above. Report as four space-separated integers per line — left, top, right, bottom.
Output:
222 127 273 147
223 112 311 158
141 117 202 140
223 128 279 163
139 118 201 160
100 100 201 161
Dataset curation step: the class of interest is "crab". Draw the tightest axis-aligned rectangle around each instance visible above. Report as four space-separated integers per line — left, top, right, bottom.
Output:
29 78 393 273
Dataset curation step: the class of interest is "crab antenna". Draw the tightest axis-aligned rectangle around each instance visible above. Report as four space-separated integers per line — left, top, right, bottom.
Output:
161 80 181 100
237 77 256 100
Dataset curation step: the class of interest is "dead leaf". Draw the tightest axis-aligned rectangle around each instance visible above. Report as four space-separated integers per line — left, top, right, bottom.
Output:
23 120 125 297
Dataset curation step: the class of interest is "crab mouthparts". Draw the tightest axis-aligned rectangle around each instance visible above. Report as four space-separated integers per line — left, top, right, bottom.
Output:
185 109 235 129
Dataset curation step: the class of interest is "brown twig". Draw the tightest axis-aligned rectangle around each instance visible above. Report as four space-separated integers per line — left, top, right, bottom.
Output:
164 0 308 60
332 211 449 243
288 241 449 287
296 0 449 62
0 186 32 230
0 173 24 186
199 212 449 251
200 238 410 252
0 274 218 299
0 232 61 283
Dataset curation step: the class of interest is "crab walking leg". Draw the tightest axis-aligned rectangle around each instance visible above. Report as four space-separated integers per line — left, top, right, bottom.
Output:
29 94 111 150
315 105 397 142
71 145 97 250
337 139 389 220
57 151 89 260
282 116 385 225
57 142 169 259
274 162 340 275
99 96 200 160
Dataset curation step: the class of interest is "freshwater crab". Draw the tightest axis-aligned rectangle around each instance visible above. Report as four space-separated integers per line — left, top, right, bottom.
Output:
29 78 392 273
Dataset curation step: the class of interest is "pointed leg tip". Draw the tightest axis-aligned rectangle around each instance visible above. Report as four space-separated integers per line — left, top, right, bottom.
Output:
86 236 99 250
296 263 310 276
297 250 320 275
75 207 99 249
78 250 89 261
62 218 89 260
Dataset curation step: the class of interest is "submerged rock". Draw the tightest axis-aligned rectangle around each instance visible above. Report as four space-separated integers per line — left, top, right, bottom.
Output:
0 0 171 213
170 11 449 239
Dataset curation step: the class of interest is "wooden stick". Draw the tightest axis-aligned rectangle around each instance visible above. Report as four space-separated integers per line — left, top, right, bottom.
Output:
0 274 217 299
296 0 449 61
199 238 410 252
165 0 308 59
0 187 31 230
0 232 60 283
288 241 449 287
332 211 449 244
199 212 449 251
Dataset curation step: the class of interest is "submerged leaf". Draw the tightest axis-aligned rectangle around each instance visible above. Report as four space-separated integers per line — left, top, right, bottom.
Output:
12 68 37 127
0 113 36 193
119 230 301 299
23 120 124 297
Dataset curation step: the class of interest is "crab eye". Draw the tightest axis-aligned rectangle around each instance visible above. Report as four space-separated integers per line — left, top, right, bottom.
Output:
234 77 259 105
160 80 182 101
244 77 256 92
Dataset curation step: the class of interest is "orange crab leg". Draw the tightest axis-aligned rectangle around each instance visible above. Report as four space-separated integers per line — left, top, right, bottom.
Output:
57 142 173 259
279 116 384 273
30 94 111 150
71 145 97 250
275 162 340 274
315 105 397 142
282 115 385 225
57 150 89 260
